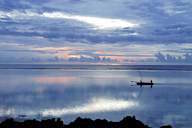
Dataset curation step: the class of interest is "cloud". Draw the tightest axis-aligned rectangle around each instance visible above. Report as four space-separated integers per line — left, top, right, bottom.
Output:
68 56 117 63
0 10 142 43
160 1 190 16
0 42 157 63
1 1 192 63
41 97 139 116
155 52 192 63
0 0 30 10
0 10 139 30
3 42 192 64
1 3 192 44
42 12 139 30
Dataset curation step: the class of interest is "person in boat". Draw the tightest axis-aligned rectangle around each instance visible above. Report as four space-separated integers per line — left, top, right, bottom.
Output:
136 80 154 88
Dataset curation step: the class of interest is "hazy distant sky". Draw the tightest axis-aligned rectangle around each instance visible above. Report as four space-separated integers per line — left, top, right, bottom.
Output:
0 0 192 64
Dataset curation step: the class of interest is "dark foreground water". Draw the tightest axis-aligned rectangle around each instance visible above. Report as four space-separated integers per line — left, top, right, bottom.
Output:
0 65 192 128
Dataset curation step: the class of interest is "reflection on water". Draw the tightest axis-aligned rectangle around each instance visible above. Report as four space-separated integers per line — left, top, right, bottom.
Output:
42 97 139 117
34 76 78 85
0 68 192 127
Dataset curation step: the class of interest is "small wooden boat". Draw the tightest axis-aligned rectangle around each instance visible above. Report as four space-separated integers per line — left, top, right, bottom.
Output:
131 80 154 88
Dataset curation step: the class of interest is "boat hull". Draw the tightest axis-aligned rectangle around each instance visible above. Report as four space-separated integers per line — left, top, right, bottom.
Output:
136 82 153 86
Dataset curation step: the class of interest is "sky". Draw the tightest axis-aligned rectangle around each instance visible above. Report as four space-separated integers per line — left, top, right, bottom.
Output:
0 0 192 64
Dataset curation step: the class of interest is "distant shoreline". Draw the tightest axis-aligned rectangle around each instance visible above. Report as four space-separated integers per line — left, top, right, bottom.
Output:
0 64 191 71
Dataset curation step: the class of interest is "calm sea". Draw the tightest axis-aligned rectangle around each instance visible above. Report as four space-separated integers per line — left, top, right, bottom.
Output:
0 64 192 128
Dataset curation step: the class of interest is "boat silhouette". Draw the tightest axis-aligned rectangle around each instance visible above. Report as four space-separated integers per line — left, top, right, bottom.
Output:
131 80 154 88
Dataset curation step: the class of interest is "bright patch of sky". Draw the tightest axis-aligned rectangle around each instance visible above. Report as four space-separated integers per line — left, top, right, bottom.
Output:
43 12 139 30
0 10 139 30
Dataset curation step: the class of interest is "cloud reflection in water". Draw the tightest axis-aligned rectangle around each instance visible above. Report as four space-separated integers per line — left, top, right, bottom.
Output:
34 76 78 85
41 97 139 117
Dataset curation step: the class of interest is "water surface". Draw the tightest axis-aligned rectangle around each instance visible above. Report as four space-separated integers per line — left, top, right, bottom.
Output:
0 65 192 128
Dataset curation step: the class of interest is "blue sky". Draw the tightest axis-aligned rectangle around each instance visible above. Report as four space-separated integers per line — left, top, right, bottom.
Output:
0 0 192 64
